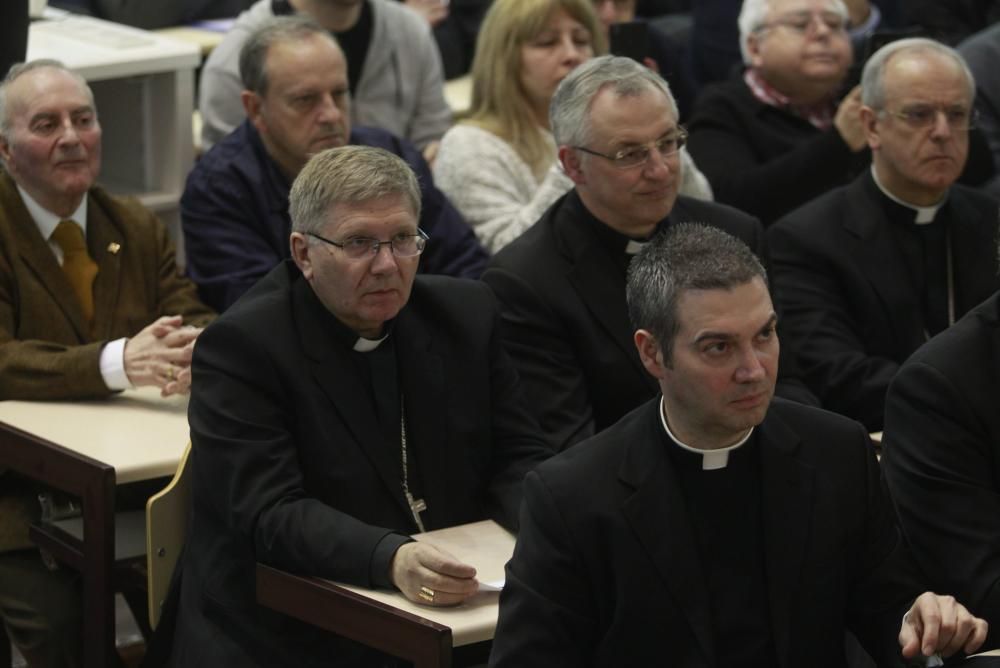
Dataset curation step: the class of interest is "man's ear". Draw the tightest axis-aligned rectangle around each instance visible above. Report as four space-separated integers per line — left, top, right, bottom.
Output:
0 136 13 168
290 232 314 279
559 145 586 185
745 32 765 70
860 105 881 151
634 329 668 379
242 90 265 130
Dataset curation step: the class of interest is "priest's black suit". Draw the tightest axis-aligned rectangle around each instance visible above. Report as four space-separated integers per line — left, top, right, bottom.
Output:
172 261 552 667
768 171 1000 431
489 398 923 668
483 190 816 451
883 291 1000 647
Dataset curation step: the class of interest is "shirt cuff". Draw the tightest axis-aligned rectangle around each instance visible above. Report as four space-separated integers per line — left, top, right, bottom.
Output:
370 533 414 589
99 338 132 391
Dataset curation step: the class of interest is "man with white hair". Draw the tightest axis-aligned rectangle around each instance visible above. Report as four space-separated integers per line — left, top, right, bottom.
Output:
0 59 214 666
769 38 1000 431
687 0 871 225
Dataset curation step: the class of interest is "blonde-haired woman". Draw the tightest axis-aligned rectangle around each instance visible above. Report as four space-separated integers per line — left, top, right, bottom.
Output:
434 0 711 253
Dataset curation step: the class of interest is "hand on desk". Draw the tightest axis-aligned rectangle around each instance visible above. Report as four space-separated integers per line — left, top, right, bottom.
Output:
899 592 988 660
390 542 478 607
124 315 203 396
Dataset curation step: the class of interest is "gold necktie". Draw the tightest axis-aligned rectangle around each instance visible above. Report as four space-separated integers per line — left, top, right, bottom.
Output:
51 220 98 324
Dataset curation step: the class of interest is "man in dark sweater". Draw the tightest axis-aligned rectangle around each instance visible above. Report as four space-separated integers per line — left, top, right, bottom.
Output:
182 16 487 312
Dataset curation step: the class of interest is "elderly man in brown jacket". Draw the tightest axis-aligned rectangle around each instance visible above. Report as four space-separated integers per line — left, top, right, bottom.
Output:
0 59 213 666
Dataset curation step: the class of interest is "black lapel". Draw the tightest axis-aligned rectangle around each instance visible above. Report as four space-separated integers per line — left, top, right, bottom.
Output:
292 278 413 520
842 174 926 352
620 404 717 666
758 409 815 668
395 299 449 530
947 191 1000 314
558 195 657 392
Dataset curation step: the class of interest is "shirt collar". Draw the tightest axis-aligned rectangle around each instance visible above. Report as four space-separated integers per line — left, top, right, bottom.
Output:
354 332 390 352
658 396 754 470
743 68 835 130
870 165 944 225
19 185 88 241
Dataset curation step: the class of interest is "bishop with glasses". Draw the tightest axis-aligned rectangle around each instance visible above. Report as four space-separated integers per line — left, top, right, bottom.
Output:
173 145 552 667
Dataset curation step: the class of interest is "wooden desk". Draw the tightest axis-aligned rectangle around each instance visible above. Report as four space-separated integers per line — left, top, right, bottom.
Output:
257 520 515 668
0 388 189 668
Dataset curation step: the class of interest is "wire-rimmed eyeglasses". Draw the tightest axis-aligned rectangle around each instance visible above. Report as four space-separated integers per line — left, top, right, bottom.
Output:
881 105 979 132
574 128 688 170
756 11 848 36
308 228 429 260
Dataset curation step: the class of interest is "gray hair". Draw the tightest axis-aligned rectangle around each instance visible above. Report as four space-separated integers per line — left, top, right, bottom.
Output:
861 37 975 109
289 145 422 236
240 15 337 96
0 60 94 140
738 0 848 64
550 55 677 148
626 223 767 363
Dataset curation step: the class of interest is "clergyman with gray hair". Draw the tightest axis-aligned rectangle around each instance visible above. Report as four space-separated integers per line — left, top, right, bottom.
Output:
490 222 989 668
0 59 214 665
768 37 1000 432
483 53 817 453
172 145 551 666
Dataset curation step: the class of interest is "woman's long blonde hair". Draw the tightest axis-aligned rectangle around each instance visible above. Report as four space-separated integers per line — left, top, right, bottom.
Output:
464 0 606 179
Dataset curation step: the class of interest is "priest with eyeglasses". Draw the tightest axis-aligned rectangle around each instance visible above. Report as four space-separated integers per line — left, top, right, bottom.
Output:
172 145 552 667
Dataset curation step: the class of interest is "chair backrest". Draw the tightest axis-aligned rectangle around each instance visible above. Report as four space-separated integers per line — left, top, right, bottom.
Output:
146 441 192 630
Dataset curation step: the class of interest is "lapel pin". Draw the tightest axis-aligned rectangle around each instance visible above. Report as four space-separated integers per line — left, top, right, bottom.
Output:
107 242 121 255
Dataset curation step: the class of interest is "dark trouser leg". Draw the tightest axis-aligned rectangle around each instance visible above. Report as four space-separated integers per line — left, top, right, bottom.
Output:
0 549 82 668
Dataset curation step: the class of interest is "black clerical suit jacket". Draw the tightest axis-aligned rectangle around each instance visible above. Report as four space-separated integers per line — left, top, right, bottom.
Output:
768 171 1000 431
483 190 815 451
883 291 1000 647
172 262 552 667
489 398 923 668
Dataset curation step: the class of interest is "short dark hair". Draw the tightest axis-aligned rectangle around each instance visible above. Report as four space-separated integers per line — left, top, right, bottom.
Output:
626 223 767 362
239 15 337 96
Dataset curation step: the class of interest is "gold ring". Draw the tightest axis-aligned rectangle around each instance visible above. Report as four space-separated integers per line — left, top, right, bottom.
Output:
418 586 435 603
166 366 175 381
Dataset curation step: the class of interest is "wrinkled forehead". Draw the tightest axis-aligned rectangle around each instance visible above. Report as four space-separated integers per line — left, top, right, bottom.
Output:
765 0 845 18
6 67 94 121
882 49 973 103
323 195 419 235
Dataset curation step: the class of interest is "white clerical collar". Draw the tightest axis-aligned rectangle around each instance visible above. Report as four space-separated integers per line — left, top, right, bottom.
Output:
353 334 389 352
658 396 754 470
870 165 943 225
18 184 88 242
625 239 647 255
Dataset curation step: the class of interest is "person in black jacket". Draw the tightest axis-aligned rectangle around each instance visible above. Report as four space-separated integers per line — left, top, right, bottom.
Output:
490 223 988 668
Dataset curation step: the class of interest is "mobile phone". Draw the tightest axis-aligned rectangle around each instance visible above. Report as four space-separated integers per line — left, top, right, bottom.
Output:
609 21 649 65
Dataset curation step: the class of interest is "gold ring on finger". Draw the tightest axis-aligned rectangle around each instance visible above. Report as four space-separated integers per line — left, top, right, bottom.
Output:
418 586 435 603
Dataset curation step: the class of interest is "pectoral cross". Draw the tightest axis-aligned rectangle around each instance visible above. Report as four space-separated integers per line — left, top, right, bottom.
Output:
406 491 427 533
